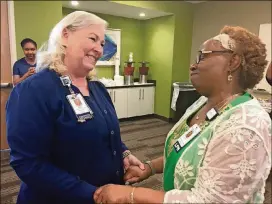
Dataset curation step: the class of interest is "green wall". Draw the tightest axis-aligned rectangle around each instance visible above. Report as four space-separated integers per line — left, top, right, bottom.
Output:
114 1 194 118
14 1 62 59
142 16 175 117
113 1 194 81
63 8 145 79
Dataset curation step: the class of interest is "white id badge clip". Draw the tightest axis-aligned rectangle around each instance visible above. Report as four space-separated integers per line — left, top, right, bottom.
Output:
173 124 201 153
67 94 94 122
60 75 72 87
206 108 219 121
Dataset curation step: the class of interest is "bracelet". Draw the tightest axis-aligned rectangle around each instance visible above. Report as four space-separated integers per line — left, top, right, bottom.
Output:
130 187 136 204
123 150 131 159
144 160 156 175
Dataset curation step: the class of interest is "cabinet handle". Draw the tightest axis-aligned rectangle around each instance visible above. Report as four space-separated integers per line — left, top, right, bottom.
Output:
142 89 144 100
114 90 116 102
139 89 141 100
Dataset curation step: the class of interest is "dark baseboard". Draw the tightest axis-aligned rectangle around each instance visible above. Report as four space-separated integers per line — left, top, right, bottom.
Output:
119 114 173 123
119 114 155 122
153 114 173 123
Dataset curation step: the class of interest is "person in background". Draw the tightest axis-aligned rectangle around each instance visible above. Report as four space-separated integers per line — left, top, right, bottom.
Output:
12 38 37 85
6 11 144 204
266 62 272 85
93 26 271 204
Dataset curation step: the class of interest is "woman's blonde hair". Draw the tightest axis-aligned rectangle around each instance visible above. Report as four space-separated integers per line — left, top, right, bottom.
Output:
36 11 108 79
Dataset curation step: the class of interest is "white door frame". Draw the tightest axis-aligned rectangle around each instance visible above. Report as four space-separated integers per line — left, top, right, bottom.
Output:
7 1 17 69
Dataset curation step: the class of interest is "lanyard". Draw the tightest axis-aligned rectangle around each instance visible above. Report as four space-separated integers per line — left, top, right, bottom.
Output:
60 75 94 122
60 75 75 96
173 92 252 152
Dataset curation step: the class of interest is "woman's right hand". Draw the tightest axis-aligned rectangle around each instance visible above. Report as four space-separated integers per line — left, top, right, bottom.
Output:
124 164 152 184
25 67 35 77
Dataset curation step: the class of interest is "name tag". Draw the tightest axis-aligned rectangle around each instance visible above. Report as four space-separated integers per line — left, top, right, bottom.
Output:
67 94 93 122
173 124 201 152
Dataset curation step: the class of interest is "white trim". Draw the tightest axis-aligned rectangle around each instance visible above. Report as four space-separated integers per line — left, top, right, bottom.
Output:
7 1 17 68
96 61 115 66
0 148 10 152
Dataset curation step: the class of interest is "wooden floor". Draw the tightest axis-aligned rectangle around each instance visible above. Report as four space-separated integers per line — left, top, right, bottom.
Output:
1 118 271 203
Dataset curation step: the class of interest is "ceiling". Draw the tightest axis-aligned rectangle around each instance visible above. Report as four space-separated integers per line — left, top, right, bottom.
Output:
62 1 173 20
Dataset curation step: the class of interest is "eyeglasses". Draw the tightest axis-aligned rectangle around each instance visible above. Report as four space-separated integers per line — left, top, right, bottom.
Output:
196 50 233 64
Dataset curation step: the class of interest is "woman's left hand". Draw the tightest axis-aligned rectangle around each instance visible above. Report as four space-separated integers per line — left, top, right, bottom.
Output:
123 153 145 171
93 184 131 204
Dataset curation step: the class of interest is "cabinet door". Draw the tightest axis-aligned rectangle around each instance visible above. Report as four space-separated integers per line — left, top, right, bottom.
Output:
127 87 141 117
107 89 112 101
140 87 155 115
112 88 128 119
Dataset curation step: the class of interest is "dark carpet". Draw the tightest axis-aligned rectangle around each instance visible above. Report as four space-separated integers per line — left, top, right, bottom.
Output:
1 118 271 203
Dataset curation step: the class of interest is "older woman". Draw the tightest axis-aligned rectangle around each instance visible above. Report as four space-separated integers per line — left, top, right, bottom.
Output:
94 26 271 204
6 11 144 204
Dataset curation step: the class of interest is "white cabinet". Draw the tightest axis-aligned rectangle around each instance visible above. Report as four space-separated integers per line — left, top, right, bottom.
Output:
107 86 155 119
127 88 141 117
108 88 128 119
139 87 155 115
127 87 155 117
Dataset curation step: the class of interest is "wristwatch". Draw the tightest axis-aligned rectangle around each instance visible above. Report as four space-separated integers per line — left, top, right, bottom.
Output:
144 160 156 175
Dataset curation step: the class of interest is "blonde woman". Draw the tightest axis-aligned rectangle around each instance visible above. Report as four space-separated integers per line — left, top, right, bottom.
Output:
94 26 271 204
6 11 144 204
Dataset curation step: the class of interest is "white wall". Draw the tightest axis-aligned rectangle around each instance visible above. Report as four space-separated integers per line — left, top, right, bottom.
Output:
256 23 271 93
191 1 271 64
190 1 271 91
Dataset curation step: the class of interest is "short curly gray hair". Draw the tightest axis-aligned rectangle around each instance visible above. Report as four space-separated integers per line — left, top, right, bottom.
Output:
219 26 268 90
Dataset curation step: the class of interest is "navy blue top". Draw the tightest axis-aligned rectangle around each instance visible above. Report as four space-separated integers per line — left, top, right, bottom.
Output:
13 58 36 77
6 68 128 204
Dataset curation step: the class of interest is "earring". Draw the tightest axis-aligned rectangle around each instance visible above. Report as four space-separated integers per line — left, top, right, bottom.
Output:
228 73 233 82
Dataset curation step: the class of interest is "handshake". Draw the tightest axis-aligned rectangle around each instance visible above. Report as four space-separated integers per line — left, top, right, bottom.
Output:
93 163 152 204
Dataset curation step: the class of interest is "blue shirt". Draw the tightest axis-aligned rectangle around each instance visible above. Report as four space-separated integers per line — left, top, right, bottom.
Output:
13 58 36 77
6 68 128 204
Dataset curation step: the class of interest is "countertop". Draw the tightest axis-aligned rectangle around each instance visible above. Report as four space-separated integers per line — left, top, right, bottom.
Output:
0 83 13 89
106 82 155 89
105 80 156 89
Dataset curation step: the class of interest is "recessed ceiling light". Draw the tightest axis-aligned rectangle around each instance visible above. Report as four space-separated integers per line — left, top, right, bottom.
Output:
71 1 79 6
139 12 146 17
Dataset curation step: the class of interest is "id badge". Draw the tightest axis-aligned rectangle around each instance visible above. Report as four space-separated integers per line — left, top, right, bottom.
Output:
173 124 201 152
66 94 94 122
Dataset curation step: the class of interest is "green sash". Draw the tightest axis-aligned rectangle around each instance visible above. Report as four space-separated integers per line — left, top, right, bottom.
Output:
163 92 252 191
